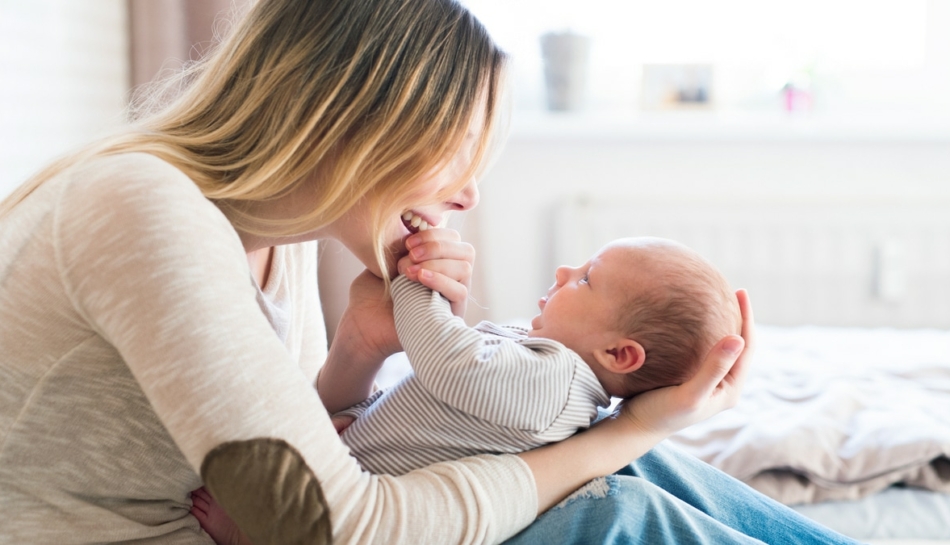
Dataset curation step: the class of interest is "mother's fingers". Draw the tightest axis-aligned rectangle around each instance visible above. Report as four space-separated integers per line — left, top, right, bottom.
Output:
729 289 756 391
620 333 744 438
688 334 745 407
692 289 756 401
737 289 755 344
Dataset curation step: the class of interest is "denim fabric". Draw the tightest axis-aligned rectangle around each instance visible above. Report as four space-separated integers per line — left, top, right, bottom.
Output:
504 441 864 545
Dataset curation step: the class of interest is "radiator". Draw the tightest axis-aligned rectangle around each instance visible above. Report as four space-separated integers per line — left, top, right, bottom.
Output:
553 197 950 328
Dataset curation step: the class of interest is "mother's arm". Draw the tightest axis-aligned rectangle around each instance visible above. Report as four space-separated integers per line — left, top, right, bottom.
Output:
59 164 538 545
521 290 754 512
317 228 475 413
316 270 400 413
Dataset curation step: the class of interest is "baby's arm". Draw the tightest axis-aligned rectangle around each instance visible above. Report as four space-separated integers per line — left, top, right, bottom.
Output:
391 276 576 431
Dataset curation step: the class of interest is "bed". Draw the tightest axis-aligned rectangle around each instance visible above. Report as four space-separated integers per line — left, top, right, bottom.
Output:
376 323 950 544
669 324 950 544
553 197 950 544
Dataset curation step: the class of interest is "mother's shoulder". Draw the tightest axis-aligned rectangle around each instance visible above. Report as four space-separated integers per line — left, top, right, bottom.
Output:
70 152 201 196
56 152 242 250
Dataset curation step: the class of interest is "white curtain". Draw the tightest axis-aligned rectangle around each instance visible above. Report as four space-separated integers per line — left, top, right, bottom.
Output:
0 1 129 199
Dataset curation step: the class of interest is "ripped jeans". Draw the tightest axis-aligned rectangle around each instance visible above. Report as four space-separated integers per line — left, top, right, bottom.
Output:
503 441 863 545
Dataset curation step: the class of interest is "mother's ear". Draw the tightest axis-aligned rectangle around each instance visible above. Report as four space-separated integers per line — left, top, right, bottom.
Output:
594 338 646 375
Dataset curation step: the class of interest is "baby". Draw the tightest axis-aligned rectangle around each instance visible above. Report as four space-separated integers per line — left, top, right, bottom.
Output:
332 236 741 475
193 236 741 543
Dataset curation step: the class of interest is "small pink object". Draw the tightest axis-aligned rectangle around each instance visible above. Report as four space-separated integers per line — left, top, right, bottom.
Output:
783 83 812 112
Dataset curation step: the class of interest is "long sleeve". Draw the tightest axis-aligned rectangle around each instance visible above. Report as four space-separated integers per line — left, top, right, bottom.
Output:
35 153 537 545
391 275 581 432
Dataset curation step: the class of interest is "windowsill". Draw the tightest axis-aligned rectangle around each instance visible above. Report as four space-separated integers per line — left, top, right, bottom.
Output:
507 110 950 143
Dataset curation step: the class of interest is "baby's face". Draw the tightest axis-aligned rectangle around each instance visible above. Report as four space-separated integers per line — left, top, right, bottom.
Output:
527 240 653 353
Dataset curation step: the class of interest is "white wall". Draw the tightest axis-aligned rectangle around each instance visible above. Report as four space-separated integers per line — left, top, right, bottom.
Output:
465 0 950 116
5 1 948 331
461 0 950 328
0 1 129 199
475 122 950 326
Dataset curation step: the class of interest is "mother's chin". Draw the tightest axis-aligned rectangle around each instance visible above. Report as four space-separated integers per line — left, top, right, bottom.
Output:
333 219 412 281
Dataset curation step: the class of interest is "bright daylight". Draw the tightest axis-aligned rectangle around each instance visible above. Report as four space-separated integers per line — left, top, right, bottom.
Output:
1 1 948 544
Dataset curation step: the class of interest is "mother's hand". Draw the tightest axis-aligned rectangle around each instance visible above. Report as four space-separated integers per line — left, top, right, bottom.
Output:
339 270 401 360
317 271 399 413
318 230 476 413
338 227 476 362
621 289 755 437
397 228 475 317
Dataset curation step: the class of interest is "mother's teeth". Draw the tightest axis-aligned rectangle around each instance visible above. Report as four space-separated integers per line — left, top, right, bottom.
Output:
402 210 432 231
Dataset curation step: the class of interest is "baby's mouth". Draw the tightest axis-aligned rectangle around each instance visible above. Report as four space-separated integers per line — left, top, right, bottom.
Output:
401 211 430 234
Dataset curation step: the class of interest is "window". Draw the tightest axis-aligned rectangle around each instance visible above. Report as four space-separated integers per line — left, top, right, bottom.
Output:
0 1 129 199
462 0 939 115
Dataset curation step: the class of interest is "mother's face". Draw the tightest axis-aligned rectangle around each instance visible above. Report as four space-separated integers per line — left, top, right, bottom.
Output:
327 100 487 277
331 149 481 277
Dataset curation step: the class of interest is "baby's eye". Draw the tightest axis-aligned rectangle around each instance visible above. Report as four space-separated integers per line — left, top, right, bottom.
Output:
580 273 589 284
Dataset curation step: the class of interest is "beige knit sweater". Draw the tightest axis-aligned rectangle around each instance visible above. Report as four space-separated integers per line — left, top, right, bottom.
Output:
0 153 536 544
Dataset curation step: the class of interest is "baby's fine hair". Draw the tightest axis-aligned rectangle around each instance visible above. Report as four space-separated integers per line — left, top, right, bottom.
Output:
617 244 741 397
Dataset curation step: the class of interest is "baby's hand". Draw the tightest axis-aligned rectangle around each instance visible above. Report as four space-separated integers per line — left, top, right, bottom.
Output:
397 228 475 317
190 487 252 545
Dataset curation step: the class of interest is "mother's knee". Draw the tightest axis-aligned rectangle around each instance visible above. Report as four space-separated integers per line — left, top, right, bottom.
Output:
551 475 669 517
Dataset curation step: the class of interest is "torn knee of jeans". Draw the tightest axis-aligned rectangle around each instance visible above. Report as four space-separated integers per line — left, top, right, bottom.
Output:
552 475 618 511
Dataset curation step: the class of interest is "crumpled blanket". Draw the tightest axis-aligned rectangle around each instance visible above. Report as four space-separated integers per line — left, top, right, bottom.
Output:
668 325 950 505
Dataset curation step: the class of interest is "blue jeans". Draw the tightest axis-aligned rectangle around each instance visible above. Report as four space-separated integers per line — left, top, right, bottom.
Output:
504 441 863 545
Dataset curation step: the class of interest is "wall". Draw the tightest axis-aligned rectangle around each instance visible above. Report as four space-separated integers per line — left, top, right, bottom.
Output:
474 120 950 326
0 1 129 199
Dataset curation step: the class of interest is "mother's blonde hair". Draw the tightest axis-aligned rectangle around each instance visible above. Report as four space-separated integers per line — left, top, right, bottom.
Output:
1 0 506 275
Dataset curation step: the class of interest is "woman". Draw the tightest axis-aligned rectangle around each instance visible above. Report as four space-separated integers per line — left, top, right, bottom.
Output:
0 0 856 543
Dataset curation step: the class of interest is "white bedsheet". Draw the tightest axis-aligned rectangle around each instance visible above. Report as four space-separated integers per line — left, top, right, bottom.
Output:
377 324 950 540
793 487 950 541
669 325 950 504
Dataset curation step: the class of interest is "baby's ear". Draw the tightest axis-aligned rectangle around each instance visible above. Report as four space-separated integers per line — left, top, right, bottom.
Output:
595 338 646 375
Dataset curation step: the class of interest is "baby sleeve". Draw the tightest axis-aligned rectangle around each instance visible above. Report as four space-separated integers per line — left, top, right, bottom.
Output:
391 275 578 431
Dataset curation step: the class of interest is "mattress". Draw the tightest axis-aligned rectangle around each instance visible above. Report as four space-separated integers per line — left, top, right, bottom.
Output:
680 324 950 542
793 487 950 542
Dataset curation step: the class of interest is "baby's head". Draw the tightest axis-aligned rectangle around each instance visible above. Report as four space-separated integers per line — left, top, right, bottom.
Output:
527 237 740 398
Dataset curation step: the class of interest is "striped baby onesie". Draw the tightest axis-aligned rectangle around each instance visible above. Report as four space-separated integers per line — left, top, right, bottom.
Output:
336 275 612 476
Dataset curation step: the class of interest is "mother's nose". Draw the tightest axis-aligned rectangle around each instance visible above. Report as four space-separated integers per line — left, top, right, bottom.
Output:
448 177 479 211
